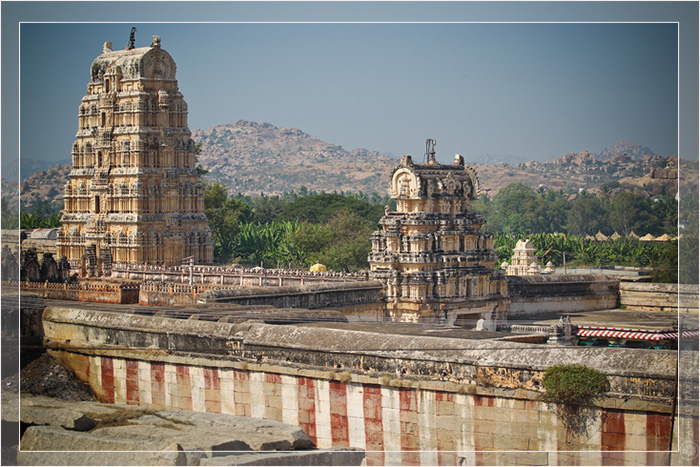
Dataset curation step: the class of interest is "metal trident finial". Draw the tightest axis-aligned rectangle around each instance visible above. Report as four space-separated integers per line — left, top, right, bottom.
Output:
127 27 137 49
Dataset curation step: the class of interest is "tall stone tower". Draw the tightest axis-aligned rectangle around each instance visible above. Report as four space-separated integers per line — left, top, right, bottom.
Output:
368 141 506 324
57 34 214 271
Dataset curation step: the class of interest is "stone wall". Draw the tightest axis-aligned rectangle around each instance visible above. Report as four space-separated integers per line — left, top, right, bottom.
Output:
506 274 619 316
5 281 140 304
199 280 385 309
42 306 698 466
620 282 699 314
139 280 385 309
111 263 369 287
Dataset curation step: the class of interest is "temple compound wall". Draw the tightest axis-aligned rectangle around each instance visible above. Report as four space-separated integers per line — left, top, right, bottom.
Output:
57 35 213 269
368 147 506 324
43 307 698 466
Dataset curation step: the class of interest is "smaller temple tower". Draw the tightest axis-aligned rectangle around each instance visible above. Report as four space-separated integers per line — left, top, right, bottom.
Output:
368 141 506 324
503 239 542 275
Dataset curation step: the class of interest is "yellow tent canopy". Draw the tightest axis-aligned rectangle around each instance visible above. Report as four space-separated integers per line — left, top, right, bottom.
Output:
309 263 327 272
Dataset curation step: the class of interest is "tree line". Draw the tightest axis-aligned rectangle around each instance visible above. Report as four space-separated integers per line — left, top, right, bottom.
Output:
4 180 693 282
203 183 393 271
472 182 682 237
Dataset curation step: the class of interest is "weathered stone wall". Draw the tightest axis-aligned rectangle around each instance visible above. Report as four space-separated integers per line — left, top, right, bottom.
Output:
41 306 698 466
197 280 386 310
5 281 140 304
620 282 699 314
112 263 369 287
139 280 385 308
506 274 619 316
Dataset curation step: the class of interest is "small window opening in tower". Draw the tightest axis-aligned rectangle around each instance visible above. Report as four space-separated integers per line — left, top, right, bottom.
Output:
101 112 106 127
95 196 100 213
105 78 110 92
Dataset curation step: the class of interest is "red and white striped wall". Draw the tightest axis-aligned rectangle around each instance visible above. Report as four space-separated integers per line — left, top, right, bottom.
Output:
68 354 692 466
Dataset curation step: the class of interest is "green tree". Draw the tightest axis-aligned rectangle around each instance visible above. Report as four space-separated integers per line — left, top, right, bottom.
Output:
487 183 538 233
608 192 656 236
278 193 383 225
1 196 19 229
251 194 285 225
566 194 606 236
204 182 252 261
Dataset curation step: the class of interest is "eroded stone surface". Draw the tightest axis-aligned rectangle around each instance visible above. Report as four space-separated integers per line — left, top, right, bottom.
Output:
6 394 351 466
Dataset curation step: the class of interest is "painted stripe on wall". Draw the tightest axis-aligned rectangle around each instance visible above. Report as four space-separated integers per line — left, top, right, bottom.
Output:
174 365 193 411
101 357 114 403
125 360 139 405
418 389 438 466
362 384 385 466
249 372 265 419
264 373 283 422
399 388 420 466
233 369 250 417
281 374 299 427
329 381 349 447
315 379 332 449
298 377 317 446
137 360 152 407
204 368 221 414
454 393 476 466
190 366 205 412
112 358 127 404
346 382 366 451
381 385 402 466
151 362 166 409
219 368 235 415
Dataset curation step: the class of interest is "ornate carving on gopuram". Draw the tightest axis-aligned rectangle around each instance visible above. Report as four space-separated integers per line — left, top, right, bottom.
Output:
57 35 214 268
369 142 506 323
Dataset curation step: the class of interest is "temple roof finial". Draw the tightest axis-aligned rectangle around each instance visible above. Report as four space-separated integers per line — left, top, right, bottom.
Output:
126 27 136 50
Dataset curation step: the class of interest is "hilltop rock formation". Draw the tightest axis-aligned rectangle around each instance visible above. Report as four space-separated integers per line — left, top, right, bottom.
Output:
8 126 696 210
192 120 397 196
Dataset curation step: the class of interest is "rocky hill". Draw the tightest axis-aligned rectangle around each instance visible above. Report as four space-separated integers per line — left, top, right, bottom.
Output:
5 121 695 211
192 120 398 196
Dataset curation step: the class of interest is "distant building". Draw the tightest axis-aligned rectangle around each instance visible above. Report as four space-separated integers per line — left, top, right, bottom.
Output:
368 143 505 322
57 34 213 274
503 239 542 276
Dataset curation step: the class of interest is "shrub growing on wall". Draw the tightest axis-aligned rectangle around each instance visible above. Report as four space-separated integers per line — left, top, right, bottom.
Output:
542 364 609 405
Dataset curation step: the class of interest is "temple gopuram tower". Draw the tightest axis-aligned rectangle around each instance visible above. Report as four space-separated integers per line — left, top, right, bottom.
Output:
57 33 214 271
368 140 506 324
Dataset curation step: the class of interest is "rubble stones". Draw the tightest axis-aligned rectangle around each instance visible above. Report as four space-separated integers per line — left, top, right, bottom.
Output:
2 393 359 466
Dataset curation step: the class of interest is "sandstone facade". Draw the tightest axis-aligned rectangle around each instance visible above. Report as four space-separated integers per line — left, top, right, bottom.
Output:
368 146 505 321
57 35 213 269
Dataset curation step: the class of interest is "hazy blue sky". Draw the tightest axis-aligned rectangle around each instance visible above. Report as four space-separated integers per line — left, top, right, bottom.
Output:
2 1 698 178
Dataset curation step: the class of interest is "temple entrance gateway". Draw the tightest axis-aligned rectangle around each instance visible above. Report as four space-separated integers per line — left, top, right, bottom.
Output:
56 32 213 270
368 142 507 323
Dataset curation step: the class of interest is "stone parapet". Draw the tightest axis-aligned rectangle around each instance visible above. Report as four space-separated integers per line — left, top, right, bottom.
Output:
620 282 699 313
4 280 139 304
39 306 699 465
41 306 681 404
506 274 619 316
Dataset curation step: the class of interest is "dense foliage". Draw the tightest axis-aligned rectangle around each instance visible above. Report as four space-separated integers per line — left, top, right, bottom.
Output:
473 183 679 237
542 364 609 405
204 183 390 271
202 181 687 278
2 197 62 230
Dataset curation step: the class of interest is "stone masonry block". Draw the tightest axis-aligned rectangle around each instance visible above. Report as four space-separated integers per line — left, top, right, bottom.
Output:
198 448 366 466
20 425 182 453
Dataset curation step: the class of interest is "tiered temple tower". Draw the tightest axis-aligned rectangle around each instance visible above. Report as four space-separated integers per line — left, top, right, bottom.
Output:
57 34 214 271
368 141 506 323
